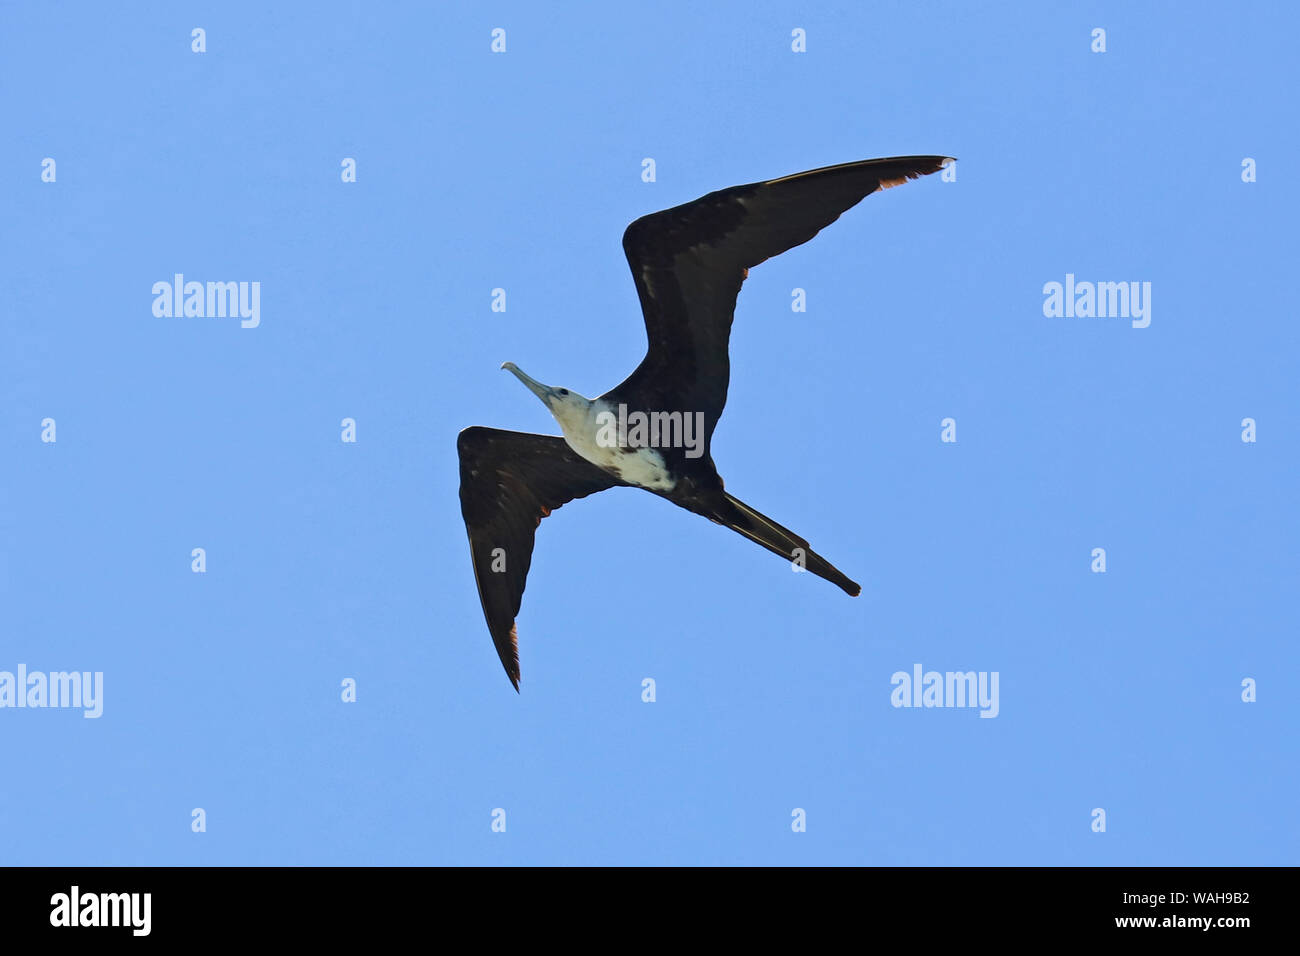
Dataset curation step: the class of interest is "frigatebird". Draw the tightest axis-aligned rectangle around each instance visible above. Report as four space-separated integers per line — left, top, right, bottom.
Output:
459 155 951 689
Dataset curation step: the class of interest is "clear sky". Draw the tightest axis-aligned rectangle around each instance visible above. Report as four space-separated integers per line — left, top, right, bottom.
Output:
2 2 1296 865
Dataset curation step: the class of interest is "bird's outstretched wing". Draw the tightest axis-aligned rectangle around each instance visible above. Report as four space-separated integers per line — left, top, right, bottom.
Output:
615 155 952 442
457 426 625 690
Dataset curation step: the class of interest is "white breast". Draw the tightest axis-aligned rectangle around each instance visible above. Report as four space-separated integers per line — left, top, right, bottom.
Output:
558 399 677 492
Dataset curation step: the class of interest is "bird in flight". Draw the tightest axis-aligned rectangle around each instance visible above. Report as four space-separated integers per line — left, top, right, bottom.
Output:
459 155 952 689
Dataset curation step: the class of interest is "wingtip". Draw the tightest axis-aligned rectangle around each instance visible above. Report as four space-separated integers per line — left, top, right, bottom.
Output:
880 156 953 189
501 622 522 692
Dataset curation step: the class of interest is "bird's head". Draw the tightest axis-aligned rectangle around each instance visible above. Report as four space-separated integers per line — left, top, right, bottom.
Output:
501 362 591 433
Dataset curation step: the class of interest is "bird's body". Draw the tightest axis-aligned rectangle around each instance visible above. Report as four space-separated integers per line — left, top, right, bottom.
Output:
459 155 952 689
505 380 679 492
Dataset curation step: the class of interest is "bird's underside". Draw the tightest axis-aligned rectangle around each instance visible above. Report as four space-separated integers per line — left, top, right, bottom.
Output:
459 155 952 689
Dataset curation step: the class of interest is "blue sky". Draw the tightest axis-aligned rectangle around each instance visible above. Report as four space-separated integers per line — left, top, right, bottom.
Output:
2 2 1296 865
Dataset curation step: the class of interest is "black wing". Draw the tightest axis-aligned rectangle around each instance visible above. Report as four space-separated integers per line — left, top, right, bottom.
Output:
613 156 952 444
457 426 625 690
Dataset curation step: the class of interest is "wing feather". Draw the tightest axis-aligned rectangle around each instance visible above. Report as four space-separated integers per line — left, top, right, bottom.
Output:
615 156 953 442
457 426 624 689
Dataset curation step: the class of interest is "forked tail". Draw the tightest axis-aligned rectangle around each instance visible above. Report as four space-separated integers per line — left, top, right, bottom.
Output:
711 492 861 596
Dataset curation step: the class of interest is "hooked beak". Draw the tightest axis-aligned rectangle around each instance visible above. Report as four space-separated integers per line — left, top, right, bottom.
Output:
501 362 554 405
